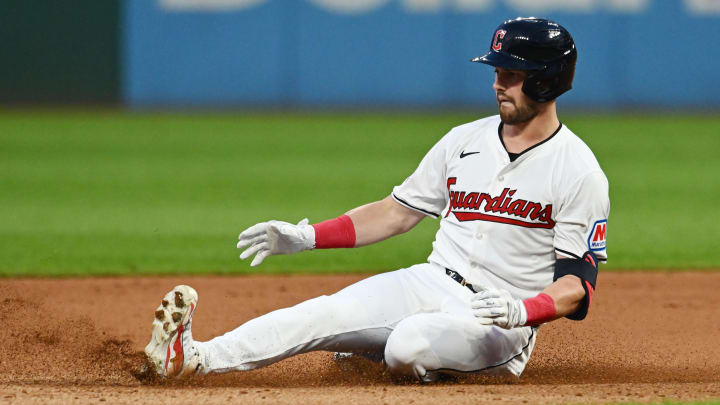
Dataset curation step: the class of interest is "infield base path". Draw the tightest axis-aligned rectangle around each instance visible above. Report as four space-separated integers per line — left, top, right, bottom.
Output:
1 272 719 404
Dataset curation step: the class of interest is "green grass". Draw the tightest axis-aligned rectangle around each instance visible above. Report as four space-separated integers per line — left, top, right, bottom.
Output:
1 111 719 276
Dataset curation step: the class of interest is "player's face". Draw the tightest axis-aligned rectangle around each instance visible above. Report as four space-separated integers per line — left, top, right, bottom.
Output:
493 68 540 125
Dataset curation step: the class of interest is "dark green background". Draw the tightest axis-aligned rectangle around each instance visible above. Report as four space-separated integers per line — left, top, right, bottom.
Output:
0 0 120 104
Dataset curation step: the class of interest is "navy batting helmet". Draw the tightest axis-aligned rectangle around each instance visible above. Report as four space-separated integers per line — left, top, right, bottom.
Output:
472 17 577 103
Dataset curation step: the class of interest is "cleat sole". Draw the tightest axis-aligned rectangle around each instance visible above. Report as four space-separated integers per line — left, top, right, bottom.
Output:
144 285 198 377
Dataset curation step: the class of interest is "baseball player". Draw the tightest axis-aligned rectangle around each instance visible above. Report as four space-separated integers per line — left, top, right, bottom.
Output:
145 17 609 382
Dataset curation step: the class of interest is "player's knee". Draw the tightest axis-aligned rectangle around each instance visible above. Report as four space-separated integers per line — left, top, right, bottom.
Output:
384 319 435 381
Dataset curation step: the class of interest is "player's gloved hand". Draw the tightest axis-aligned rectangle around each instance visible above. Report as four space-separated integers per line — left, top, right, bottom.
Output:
237 218 315 267
471 288 527 329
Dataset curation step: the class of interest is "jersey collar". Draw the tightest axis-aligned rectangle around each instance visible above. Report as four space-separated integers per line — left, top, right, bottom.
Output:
497 121 563 162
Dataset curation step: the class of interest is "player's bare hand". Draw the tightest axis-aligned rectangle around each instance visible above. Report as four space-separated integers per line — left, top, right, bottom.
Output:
237 218 315 267
471 288 527 329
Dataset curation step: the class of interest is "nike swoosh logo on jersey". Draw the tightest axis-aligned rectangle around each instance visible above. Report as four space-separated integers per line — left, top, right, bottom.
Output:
459 151 480 159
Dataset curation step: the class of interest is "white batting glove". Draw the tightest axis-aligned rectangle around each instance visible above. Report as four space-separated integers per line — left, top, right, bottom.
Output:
471 288 527 329
237 218 315 267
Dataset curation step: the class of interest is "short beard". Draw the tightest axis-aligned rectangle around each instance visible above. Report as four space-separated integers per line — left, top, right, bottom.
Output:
498 98 540 125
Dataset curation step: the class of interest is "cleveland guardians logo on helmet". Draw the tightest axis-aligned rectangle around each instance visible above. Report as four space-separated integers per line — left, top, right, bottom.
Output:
491 29 507 52
471 17 578 103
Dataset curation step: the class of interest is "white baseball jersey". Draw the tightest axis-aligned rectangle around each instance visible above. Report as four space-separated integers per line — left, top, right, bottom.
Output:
199 115 609 381
392 115 610 299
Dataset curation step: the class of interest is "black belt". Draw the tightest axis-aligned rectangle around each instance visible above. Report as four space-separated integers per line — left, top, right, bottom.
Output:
445 268 478 293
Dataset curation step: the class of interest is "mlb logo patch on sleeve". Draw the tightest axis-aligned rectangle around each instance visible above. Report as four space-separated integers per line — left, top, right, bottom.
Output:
588 219 607 251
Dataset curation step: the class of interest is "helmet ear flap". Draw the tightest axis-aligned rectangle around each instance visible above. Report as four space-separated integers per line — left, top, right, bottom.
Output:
522 71 554 103
521 54 576 103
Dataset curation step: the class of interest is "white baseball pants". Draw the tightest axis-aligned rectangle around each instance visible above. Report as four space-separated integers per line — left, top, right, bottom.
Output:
196 262 536 381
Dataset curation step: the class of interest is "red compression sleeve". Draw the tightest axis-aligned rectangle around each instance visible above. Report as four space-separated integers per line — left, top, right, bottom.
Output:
522 293 557 326
312 215 356 249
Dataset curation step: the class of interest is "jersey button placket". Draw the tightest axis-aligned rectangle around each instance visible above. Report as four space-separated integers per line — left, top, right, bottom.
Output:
474 221 486 240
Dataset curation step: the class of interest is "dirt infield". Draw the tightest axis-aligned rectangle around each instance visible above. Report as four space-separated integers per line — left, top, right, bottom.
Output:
1 272 719 404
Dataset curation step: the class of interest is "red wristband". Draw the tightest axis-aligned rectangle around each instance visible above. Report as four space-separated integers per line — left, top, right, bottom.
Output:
522 293 556 326
312 215 356 249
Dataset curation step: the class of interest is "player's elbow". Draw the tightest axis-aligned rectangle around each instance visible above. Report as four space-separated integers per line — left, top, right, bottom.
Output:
391 217 419 235
565 276 587 303
569 284 586 309
388 204 425 235
556 275 588 315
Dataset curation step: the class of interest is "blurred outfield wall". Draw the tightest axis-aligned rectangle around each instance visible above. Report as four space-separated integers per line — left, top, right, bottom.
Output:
125 0 720 108
2 1 720 107
0 1 120 104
